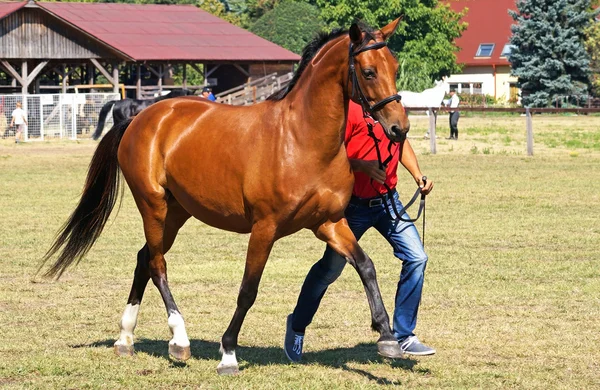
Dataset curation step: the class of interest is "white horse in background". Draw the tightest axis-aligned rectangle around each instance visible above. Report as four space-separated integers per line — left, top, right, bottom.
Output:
399 79 447 115
399 79 447 138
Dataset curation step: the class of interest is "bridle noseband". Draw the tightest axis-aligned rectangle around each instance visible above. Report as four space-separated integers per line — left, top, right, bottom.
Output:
348 41 401 117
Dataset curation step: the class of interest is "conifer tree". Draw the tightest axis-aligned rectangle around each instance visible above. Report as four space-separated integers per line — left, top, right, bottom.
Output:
509 0 599 107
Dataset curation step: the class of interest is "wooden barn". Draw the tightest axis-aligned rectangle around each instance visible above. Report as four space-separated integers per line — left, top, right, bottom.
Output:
0 1 300 98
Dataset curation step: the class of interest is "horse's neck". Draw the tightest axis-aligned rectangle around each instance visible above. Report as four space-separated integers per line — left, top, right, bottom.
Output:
284 38 349 153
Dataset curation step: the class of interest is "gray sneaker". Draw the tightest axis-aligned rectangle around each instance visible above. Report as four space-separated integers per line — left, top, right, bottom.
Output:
400 336 436 356
284 314 304 362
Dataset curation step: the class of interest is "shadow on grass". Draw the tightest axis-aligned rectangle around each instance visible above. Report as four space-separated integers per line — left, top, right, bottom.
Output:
72 338 421 384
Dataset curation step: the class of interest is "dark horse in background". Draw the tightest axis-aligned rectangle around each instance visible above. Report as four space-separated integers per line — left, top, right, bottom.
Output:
92 89 194 140
41 19 410 375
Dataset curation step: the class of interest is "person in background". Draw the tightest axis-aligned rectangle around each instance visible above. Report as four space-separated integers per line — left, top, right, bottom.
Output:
10 102 27 144
444 90 460 140
201 86 217 102
284 100 436 362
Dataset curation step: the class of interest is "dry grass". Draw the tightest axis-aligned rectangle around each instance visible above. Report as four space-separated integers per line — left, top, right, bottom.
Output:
0 115 599 389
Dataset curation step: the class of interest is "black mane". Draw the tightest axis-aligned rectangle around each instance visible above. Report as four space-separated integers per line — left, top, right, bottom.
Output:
267 24 375 101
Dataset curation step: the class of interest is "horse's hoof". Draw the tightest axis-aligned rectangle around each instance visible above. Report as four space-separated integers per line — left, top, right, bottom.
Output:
216 363 239 376
169 344 191 361
377 340 404 359
114 344 134 357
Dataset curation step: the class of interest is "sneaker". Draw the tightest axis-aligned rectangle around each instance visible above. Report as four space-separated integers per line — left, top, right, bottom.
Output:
284 314 304 362
399 336 436 356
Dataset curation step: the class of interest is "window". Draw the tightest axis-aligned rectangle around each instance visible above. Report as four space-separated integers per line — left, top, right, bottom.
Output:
501 44 515 57
475 43 495 57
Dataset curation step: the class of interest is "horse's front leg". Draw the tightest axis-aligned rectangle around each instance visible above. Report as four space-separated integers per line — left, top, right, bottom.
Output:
313 219 403 359
218 220 277 375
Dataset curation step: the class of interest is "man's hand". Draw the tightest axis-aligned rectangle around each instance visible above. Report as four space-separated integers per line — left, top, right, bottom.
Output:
351 159 386 184
417 176 434 195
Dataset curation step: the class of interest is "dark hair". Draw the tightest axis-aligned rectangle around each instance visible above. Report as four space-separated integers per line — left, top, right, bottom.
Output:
202 86 212 93
267 23 375 101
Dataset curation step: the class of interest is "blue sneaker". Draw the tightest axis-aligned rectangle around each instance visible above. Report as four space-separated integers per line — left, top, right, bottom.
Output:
284 314 304 362
399 336 436 356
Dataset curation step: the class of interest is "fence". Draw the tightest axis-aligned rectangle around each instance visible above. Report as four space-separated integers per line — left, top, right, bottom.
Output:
415 106 600 156
0 93 120 141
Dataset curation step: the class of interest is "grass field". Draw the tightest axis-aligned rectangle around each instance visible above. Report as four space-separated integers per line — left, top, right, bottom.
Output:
1 115 599 389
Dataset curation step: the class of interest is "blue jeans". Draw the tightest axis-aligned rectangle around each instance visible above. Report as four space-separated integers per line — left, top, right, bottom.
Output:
291 190 428 341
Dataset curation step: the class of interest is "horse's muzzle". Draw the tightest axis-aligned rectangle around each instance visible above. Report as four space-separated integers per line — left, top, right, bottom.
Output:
391 124 408 142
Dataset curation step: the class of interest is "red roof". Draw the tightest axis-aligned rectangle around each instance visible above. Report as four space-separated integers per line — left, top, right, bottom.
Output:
0 1 26 20
28 2 300 62
448 0 516 66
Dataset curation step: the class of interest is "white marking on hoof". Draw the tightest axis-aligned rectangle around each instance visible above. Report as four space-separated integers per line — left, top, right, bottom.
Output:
217 345 239 375
168 312 190 348
115 304 139 348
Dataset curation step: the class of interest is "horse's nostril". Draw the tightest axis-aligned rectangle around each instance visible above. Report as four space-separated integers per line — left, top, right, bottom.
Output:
391 125 402 135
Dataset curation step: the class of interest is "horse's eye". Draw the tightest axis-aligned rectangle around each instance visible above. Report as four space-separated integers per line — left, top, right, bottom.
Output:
362 69 376 80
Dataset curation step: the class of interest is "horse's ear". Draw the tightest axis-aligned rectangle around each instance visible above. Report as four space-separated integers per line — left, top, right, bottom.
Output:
380 17 402 41
349 23 363 46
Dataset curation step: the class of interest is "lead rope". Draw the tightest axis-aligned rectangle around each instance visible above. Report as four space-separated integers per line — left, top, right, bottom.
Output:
364 119 427 245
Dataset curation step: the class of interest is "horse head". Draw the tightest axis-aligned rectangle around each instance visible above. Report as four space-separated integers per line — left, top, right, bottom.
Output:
348 18 409 142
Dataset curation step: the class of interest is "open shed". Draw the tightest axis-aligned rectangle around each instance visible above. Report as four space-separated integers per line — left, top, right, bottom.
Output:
0 1 300 98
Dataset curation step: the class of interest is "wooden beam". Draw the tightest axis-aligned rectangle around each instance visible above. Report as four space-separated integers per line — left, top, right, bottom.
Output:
0 60 24 85
205 64 220 78
189 63 203 75
233 64 249 77
90 59 115 84
182 64 187 89
26 61 48 85
145 64 164 78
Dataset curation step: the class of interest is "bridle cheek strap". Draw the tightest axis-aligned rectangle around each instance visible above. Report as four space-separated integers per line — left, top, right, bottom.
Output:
348 42 401 117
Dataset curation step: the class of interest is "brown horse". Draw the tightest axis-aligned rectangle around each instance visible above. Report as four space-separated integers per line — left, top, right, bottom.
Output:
41 19 410 375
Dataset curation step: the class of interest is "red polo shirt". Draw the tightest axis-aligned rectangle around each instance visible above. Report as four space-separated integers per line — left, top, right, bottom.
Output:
345 101 399 198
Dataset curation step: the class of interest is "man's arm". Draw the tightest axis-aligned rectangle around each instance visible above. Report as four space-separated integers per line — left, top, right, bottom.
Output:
349 159 386 184
399 139 434 195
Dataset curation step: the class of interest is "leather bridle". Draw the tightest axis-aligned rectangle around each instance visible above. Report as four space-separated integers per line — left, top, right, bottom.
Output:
348 41 402 117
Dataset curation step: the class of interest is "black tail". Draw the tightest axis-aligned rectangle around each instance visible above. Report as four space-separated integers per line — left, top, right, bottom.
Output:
40 119 133 279
92 100 117 140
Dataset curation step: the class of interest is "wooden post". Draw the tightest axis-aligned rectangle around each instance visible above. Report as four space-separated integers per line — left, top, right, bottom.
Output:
158 64 163 94
21 61 28 141
182 64 187 89
526 107 533 156
21 61 27 95
62 65 68 94
112 63 119 94
136 64 141 99
87 63 93 85
428 108 437 154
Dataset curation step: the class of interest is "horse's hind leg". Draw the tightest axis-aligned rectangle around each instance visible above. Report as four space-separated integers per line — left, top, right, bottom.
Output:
114 244 151 356
314 219 403 359
217 221 277 375
114 194 191 360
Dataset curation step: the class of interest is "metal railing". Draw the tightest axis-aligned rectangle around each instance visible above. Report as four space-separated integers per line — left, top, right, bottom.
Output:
0 93 120 140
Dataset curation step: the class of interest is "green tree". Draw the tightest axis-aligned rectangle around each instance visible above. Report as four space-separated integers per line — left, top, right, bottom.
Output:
246 0 280 21
585 20 600 96
310 0 466 91
249 0 324 54
510 0 599 107
196 0 245 26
